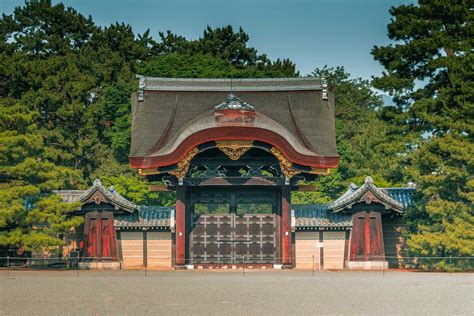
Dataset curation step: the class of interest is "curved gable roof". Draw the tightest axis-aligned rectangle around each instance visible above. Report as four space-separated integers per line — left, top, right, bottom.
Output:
328 177 405 213
129 77 339 170
56 179 138 213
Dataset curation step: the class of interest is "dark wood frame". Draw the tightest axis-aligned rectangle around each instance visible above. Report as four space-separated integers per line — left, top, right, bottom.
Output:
187 186 282 265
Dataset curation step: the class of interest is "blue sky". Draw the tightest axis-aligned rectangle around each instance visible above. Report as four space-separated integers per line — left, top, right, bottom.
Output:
1 0 414 80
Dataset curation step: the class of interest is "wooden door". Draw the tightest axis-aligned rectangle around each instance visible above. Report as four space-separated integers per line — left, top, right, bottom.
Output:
84 211 118 260
234 203 275 263
191 208 233 263
190 188 277 264
350 211 384 261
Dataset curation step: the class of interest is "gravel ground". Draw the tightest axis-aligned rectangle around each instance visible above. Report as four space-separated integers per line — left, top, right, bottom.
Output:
1 270 473 315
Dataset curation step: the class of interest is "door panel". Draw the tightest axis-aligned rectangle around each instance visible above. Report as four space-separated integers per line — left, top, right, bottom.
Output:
86 216 97 258
369 213 384 261
84 211 117 260
350 211 384 261
101 219 110 258
190 189 277 264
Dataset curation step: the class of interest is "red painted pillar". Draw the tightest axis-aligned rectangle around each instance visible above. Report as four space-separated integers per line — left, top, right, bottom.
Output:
281 184 292 267
175 185 186 268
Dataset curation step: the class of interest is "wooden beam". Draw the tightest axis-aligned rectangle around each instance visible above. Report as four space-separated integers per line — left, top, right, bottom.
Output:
149 185 170 192
295 185 317 192
139 168 160 176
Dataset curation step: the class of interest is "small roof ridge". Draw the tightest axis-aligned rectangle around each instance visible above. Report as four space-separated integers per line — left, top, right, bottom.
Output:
77 178 138 213
329 176 405 213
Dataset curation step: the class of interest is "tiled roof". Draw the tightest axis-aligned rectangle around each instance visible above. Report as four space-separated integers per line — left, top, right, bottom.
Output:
113 204 352 230
114 206 173 229
55 177 415 231
130 77 338 169
55 190 85 203
383 188 416 208
55 179 138 213
293 205 352 229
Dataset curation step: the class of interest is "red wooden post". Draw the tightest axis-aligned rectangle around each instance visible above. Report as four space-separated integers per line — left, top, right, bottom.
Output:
369 212 385 261
364 212 370 261
281 184 292 267
175 185 186 267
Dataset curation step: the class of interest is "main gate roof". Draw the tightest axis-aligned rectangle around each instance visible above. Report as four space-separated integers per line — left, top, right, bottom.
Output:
129 77 339 170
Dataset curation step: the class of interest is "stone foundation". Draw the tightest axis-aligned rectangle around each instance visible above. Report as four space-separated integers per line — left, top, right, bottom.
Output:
78 261 122 270
346 261 388 270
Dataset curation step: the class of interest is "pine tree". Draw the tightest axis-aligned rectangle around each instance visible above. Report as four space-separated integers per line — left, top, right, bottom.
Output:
372 0 473 268
299 67 404 202
0 98 82 253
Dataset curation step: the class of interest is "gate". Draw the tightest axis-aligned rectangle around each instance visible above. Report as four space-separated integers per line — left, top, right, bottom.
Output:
189 188 279 264
84 211 118 260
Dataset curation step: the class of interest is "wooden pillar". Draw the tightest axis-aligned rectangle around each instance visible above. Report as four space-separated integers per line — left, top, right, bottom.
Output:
175 185 186 268
281 184 292 267
319 231 324 269
116 229 122 265
143 229 148 268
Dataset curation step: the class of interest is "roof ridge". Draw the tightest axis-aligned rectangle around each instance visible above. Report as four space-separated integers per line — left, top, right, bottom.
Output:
136 76 324 82
136 76 326 92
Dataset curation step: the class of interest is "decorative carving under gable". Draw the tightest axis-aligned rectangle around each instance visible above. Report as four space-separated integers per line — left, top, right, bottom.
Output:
270 147 300 178
169 147 200 179
361 191 382 205
216 140 253 160
86 192 106 205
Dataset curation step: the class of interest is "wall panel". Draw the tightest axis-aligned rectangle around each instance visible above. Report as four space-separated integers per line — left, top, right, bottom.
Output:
323 231 346 269
295 231 321 269
147 232 172 268
120 231 144 268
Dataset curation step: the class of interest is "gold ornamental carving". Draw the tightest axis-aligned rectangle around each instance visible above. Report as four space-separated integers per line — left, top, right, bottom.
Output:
139 168 160 176
169 147 200 179
216 140 253 160
270 147 300 178
309 167 331 175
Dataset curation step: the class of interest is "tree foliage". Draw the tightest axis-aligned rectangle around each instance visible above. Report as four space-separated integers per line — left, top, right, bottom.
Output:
372 0 474 264
155 25 298 75
0 0 300 252
293 66 405 204
0 97 82 252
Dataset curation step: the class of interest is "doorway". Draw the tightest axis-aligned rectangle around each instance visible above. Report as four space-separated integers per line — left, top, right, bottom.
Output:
188 187 280 264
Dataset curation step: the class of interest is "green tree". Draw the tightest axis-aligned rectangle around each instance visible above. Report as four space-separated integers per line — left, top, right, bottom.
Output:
0 0 155 178
137 53 298 78
153 25 298 76
0 98 83 253
0 0 95 56
372 0 473 267
101 175 175 206
293 67 405 205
